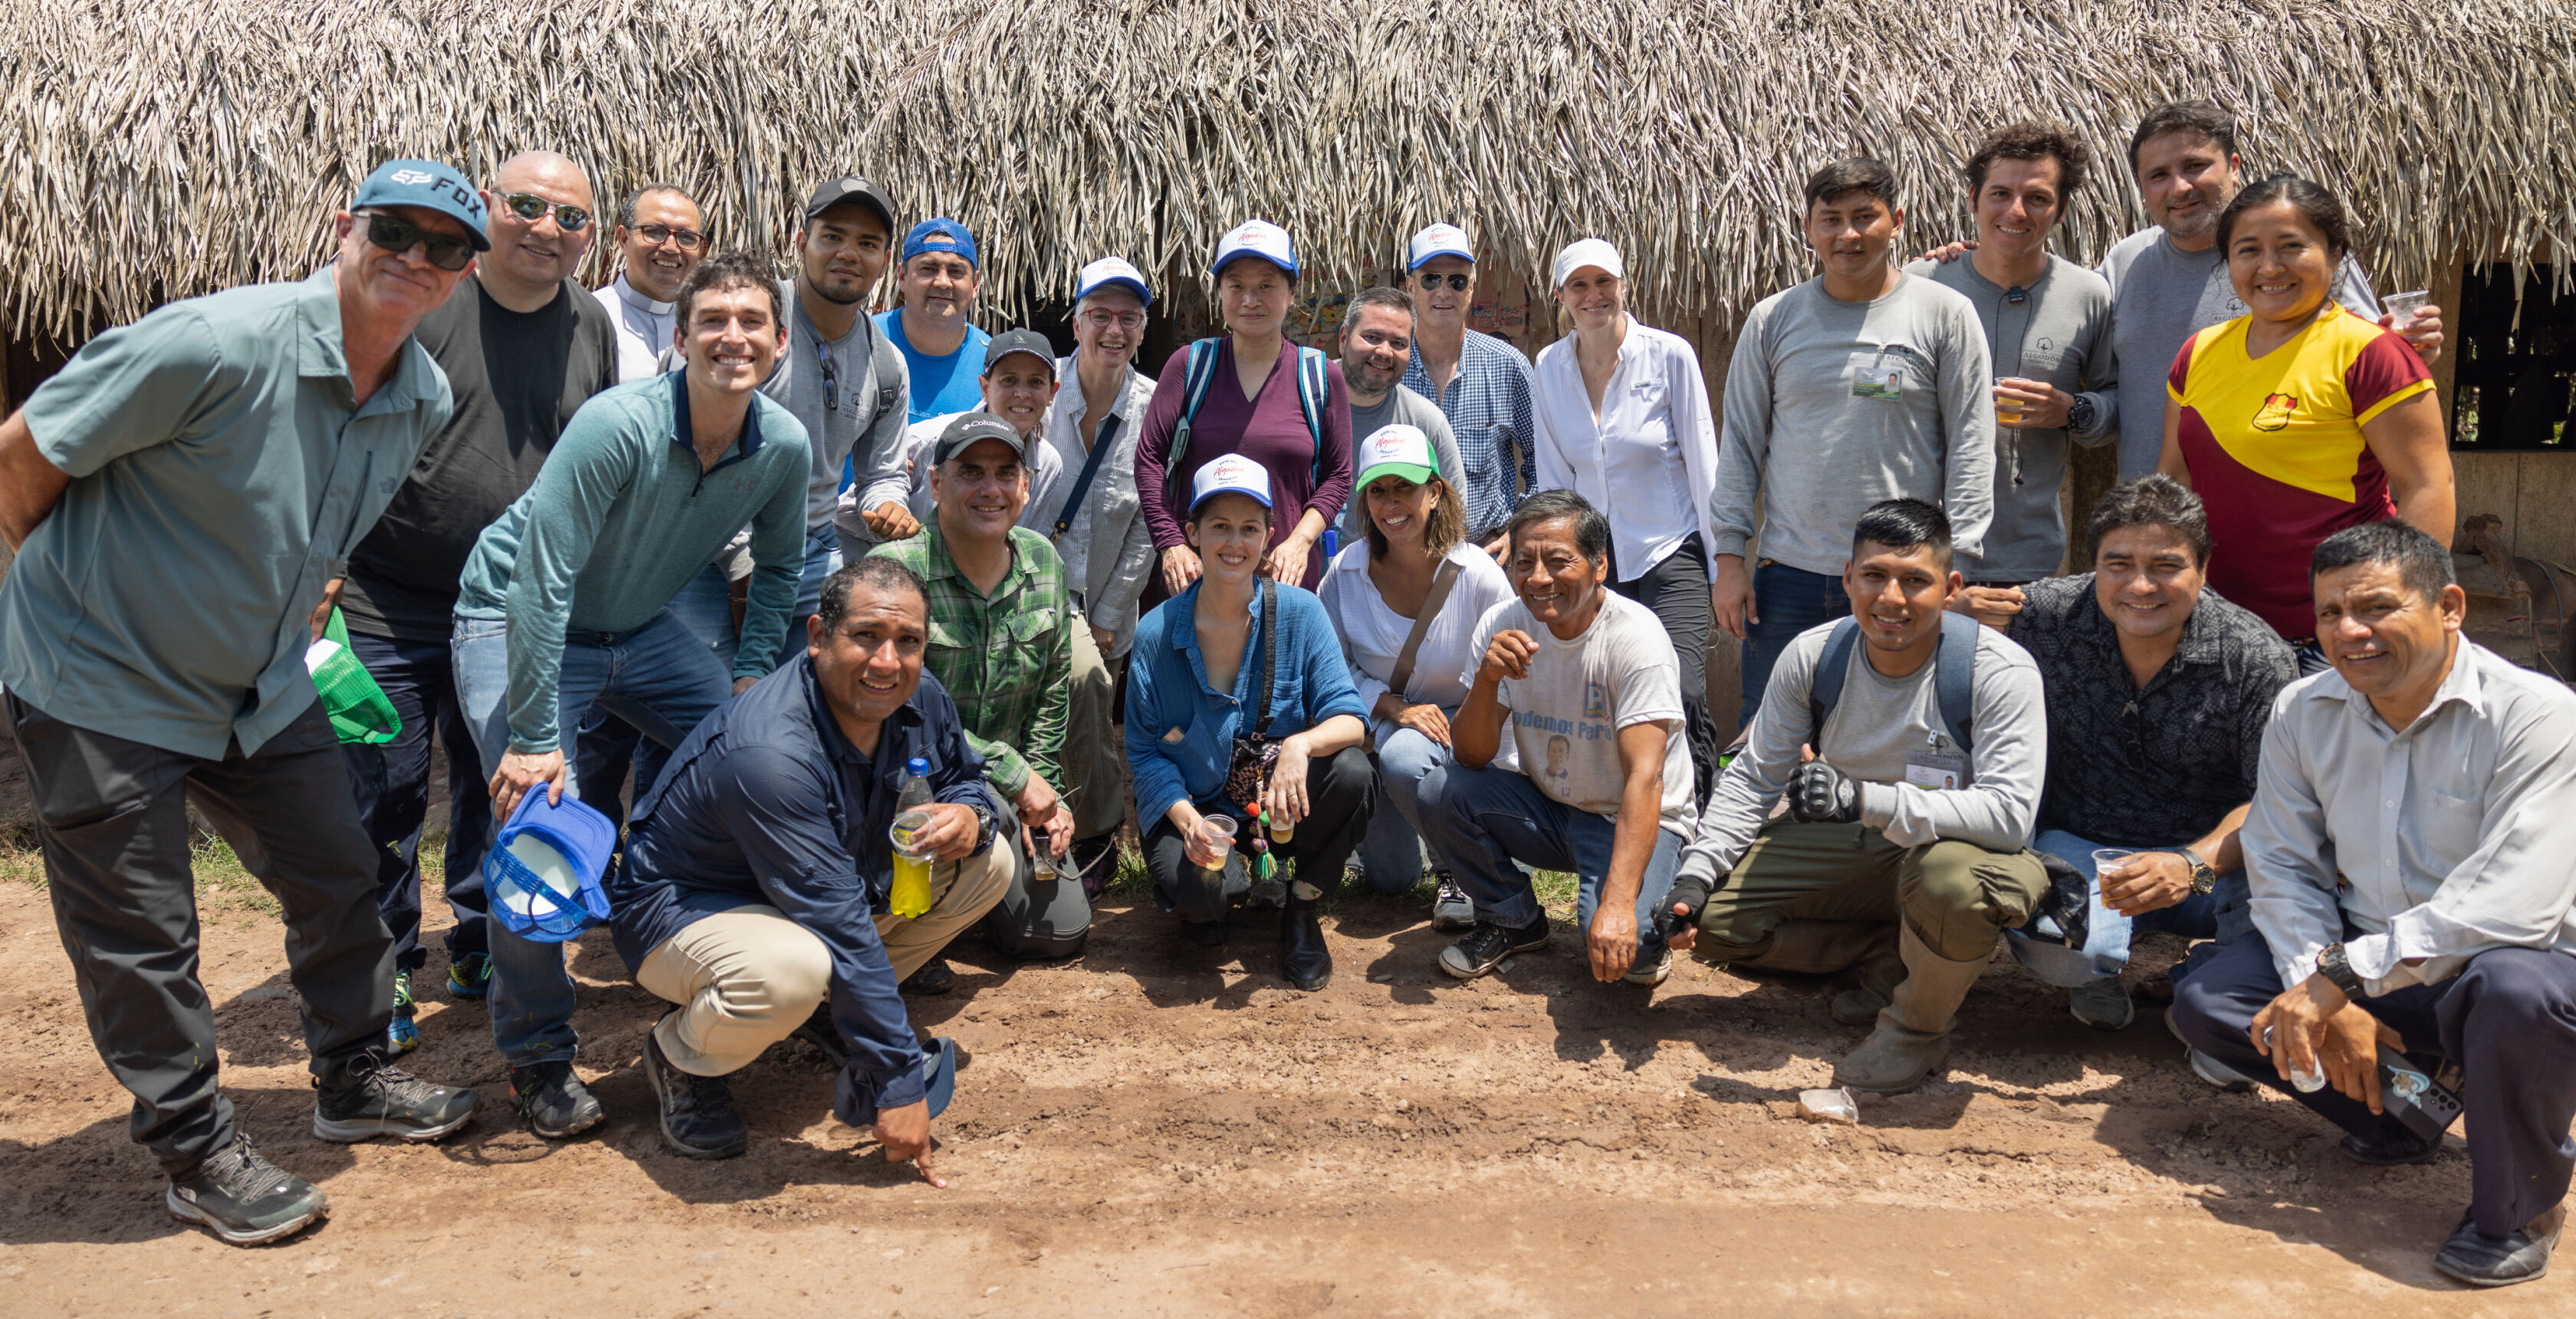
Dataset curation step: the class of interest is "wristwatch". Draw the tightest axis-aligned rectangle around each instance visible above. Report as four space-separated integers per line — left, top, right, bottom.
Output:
968 802 998 853
2318 942 2367 998
2177 847 2217 896
2066 394 2098 433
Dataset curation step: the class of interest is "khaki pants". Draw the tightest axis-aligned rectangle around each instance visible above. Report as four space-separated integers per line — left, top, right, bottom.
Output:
1697 821 2050 964
637 845 1014 1077
1061 624 1126 841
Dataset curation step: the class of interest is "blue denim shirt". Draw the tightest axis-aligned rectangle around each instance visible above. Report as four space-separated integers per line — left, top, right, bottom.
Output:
1123 578 1368 827
612 654 998 1123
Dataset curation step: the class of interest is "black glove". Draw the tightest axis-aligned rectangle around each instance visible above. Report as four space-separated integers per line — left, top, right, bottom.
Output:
1656 874 1712 939
1786 760 1861 824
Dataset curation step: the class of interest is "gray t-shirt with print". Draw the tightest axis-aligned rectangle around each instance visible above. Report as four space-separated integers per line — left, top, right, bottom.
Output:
1467 590 1698 838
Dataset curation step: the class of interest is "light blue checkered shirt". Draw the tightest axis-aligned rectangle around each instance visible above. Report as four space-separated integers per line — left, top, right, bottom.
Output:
1402 328 1536 539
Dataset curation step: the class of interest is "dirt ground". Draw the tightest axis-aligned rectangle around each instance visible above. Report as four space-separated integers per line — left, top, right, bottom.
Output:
4 844 2571 1319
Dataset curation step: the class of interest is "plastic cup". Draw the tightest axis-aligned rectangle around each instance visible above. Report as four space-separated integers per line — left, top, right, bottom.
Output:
2380 289 2430 333
1191 814 1238 874
2090 848 2136 912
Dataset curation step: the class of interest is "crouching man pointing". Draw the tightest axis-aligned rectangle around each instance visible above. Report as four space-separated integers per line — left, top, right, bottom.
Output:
607 557 1010 1175
1668 498 2052 1094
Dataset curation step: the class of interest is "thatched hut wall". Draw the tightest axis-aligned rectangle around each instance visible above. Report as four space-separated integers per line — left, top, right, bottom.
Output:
4 0 2571 341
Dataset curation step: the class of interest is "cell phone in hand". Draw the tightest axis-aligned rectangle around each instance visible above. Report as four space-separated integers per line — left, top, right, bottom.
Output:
2377 1044 2463 1144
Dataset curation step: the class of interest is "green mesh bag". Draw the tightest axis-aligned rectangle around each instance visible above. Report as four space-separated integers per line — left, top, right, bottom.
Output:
305 607 401 745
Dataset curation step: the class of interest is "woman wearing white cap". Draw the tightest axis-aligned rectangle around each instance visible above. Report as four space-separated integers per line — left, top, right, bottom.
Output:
1317 425 1516 929
1133 219 1355 593
1532 238 1722 806
1124 457 1375 990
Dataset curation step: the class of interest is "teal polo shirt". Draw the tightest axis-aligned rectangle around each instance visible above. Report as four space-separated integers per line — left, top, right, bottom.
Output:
0 268 453 758
454 370 810 755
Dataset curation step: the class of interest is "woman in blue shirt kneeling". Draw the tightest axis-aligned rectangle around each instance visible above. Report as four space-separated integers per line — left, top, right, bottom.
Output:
1125 457 1375 990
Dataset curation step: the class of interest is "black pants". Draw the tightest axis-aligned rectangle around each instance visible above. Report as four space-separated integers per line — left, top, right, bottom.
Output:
8 695 393 1175
2173 931 2576 1236
1145 745 1376 922
342 630 492 972
1611 533 1717 808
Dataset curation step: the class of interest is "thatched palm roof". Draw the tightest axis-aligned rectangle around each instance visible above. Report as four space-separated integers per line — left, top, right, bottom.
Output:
5 0 2570 338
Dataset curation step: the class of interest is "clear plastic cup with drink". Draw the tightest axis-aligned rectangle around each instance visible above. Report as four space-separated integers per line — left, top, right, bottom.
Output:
889 810 935 919
1267 805 1294 847
2090 848 2136 910
1189 813 1238 876
2380 289 2431 336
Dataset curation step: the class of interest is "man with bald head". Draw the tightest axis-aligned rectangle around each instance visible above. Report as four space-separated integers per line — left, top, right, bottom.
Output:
337 149 619 1060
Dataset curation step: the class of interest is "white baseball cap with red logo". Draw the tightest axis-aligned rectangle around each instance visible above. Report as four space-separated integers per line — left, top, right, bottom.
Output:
1189 454 1275 515
1355 424 1440 488
1407 224 1475 270
1211 219 1299 280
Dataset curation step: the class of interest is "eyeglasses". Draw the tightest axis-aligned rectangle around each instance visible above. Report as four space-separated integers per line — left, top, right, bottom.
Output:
1418 272 1470 292
633 223 705 252
1080 308 1145 331
361 212 475 271
500 192 592 232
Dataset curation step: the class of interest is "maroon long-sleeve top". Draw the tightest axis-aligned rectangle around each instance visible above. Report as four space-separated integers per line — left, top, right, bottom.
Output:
1133 336 1354 590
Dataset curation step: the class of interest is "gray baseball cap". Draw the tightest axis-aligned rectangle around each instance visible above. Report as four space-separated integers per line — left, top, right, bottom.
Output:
931 411 1033 466
981 327 1060 377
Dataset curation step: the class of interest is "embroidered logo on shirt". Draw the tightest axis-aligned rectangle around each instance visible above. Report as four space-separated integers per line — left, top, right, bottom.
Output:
1583 680 1608 719
2252 392 2299 432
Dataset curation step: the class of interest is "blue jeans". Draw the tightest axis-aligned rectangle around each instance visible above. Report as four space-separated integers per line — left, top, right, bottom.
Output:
452 609 734 1067
1355 727 1448 894
579 560 748 827
1415 761 1681 952
341 630 492 971
2004 827 2251 988
1739 561 1849 730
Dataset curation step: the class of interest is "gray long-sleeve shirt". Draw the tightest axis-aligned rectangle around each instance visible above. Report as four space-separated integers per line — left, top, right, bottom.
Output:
1904 255 2117 581
1677 617 2047 883
1712 275 1996 577
758 278 911 537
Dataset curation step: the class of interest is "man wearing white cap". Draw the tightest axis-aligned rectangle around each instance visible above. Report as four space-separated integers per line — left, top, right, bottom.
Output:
1401 223 1536 554
1711 157 1995 726
1030 257 1162 891
1332 286 1465 544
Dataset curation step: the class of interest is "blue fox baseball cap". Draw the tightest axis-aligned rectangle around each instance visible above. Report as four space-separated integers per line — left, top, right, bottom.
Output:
353 159 491 251
902 218 979 268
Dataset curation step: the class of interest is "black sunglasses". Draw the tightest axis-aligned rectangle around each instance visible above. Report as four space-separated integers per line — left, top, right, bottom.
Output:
501 192 592 232
633 222 705 251
362 212 475 271
1417 271 1470 291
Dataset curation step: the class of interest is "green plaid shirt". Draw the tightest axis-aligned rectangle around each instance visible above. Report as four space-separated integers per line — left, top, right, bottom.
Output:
867 522 1072 797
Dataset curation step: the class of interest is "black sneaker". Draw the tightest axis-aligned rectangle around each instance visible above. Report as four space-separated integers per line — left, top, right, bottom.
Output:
2339 1127 2443 1166
311 1054 478 1143
1438 916 1552 979
164 1131 327 1246
508 1060 606 1139
2436 1205 2564 1288
643 1021 748 1159
790 1005 849 1069
900 956 956 995
1430 873 1476 931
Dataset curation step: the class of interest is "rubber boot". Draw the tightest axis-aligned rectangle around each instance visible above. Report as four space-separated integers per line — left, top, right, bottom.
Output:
1729 918 1901 1025
1831 925 1906 1027
1280 879 1332 992
1832 924 1987 1094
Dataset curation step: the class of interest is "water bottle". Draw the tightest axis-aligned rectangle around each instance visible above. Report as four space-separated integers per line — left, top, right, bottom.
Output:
888 758 935 919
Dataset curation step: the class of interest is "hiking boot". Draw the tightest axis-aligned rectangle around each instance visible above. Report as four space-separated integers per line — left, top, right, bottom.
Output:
1247 875 1288 909
1623 945 1674 987
1430 873 1476 932
2164 1009 2255 1092
791 1005 849 1069
165 1131 327 1246
311 1053 478 1143
445 951 493 1001
2435 1203 2565 1288
1068 834 1120 900
1280 880 1332 992
2069 977 2135 1031
508 1060 605 1139
900 956 955 995
1438 916 1552 979
644 1021 748 1159
1833 926 1983 1095
386 969 420 1055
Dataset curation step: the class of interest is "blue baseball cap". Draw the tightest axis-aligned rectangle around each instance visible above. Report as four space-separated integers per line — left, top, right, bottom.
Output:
353 158 491 251
1074 255 1152 308
902 218 979 268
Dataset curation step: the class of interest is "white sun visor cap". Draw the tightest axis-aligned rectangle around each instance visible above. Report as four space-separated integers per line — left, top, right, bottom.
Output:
1211 219 1299 279
1074 255 1152 308
1189 453 1274 516
1550 238 1626 290
1406 224 1475 269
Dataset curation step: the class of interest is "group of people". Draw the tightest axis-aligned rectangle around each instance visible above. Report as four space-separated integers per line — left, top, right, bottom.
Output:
1 96 2568 1289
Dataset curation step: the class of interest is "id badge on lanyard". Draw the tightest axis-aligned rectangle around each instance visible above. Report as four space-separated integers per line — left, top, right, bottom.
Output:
1904 732 1967 791
1850 349 1902 401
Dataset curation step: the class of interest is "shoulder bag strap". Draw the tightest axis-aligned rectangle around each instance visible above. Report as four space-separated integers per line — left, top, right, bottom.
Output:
1052 410 1122 540
1384 557 1465 699
1254 577 1279 735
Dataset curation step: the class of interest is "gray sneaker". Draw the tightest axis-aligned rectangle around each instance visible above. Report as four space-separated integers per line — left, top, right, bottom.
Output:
1622 946 1674 987
2164 1009 2255 1091
165 1132 327 1246
1431 873 1475 931
2069 977 2135 1031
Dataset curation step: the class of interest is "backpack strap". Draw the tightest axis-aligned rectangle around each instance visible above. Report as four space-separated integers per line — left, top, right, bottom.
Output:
1806 617 1861 744
1934 610 1979 752
1293 345 1330 488
1163 338 1224 508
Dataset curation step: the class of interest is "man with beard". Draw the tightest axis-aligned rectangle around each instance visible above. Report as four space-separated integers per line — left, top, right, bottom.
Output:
1332 287 1464 542
594 183 707 383
878 218 991 425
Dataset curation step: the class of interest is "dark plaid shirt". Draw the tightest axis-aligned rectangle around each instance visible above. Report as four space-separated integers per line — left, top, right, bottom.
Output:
2010 574 2297 847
